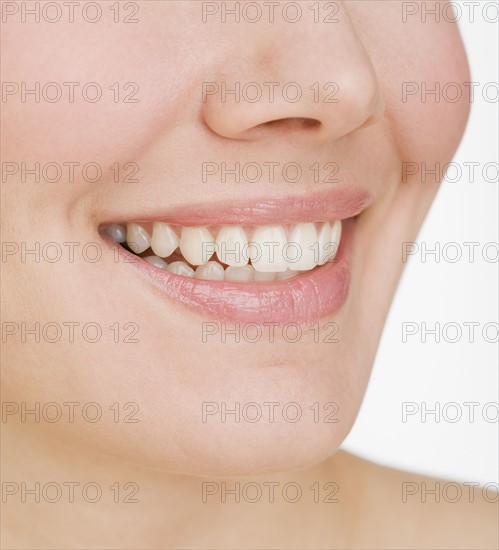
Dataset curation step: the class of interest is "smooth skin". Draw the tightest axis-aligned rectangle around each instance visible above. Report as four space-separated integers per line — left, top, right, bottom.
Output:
1 1 497 548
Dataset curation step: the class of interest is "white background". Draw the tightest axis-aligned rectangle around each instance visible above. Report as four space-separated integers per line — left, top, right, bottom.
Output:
341 1 499 485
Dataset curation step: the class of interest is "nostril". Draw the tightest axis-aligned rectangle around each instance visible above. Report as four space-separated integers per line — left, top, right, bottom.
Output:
262 117 321 131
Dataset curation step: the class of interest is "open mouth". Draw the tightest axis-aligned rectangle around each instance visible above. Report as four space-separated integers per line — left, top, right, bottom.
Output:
99 189 367 323
103 220 342 282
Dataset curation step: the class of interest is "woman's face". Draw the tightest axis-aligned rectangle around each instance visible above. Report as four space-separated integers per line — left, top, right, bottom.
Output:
2 1 470 475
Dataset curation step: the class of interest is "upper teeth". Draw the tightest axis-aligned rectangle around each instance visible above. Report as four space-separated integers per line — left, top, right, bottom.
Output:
215 226 249 267
104 221 342 280
151 222 179 258
179 226 216 266
126 223 151 254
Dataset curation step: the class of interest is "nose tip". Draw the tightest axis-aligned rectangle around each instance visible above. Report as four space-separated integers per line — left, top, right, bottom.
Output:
199 3 387 144
202 76 385 143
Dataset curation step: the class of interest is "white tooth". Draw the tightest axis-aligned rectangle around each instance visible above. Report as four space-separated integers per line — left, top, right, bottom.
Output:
104 224 127 243
126 223 151 254
180 227 215 266
317 222 331 265
144 255 168 269
216 226 249 267
253 271 276 282
195 261 225 281
287 222 319 271
249 225 288 273
276 269 299 280
331 220 342 244
167 261 194 278
225 265 254 282
151 222 179 258
325 220 342 263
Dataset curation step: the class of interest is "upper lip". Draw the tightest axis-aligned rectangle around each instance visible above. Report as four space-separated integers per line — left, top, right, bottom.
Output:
101 186 372 226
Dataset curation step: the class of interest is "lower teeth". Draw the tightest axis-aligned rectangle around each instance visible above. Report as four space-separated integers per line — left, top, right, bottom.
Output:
142 254 302 282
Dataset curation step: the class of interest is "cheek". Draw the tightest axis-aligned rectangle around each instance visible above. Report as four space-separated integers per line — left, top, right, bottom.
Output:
348 1 470 163
388 27 470 164
1 4 206 164
1 4 216 233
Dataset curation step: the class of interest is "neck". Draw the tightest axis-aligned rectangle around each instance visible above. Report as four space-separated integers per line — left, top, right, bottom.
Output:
2 422 357 549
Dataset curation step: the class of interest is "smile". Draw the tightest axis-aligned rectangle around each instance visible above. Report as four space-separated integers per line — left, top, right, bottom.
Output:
99 189 368 323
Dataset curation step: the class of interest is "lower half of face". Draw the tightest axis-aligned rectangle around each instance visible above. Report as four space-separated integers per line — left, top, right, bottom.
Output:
1 1 470 475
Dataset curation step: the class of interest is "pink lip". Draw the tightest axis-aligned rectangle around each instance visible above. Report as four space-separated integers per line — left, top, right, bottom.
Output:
104 188 366 323
116 186 370 226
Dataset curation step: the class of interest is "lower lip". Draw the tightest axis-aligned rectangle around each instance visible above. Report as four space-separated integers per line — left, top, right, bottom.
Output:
113 221 353 324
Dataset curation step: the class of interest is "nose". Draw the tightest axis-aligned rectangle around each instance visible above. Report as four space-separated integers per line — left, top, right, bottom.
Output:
201 2 385 142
